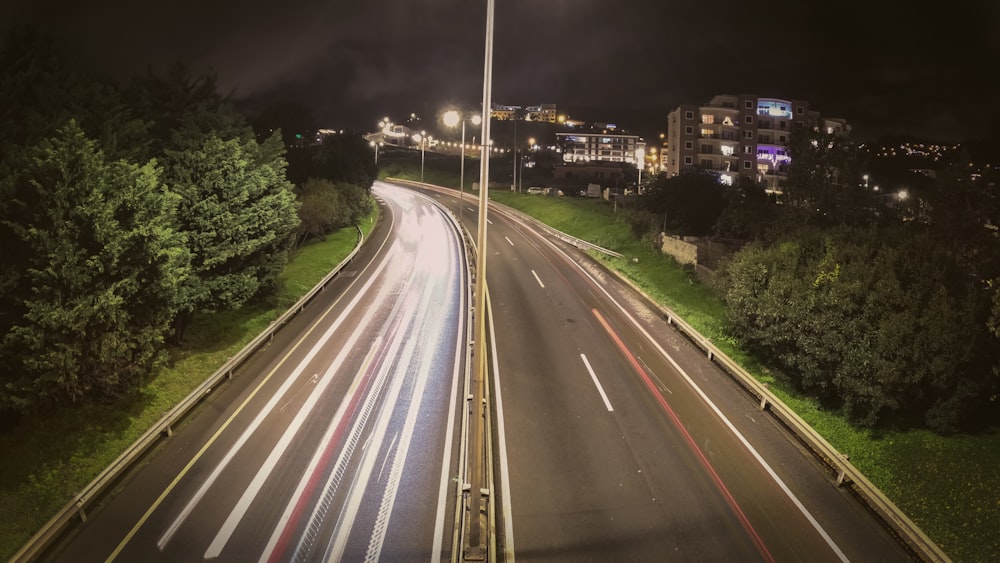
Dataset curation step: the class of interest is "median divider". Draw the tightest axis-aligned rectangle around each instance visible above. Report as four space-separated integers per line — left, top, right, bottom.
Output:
12 227 366 563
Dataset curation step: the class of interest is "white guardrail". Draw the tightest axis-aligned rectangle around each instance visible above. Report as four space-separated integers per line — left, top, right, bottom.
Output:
391 180 950 563
11 227 366 563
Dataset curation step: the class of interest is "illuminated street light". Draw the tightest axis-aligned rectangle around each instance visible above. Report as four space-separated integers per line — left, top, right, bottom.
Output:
636 147 646 192
412 131 429 183
443 110 483 210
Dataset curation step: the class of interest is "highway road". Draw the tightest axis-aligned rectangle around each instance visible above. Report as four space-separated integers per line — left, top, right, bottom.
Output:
51 184 469 562
416 182 915 563
46 177 918 563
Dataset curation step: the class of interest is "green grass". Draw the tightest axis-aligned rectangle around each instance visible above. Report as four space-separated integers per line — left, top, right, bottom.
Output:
0 204 378 560
485 189 1000 562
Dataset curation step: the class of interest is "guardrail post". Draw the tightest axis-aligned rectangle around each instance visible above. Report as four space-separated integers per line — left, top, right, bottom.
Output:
759 396 769 410
836 454 852 486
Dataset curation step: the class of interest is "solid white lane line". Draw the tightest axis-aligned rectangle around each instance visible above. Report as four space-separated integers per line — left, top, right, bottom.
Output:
531 270 545 288
581 354 614 412
377 433 399 484
505 236 514 246
487 289 516 563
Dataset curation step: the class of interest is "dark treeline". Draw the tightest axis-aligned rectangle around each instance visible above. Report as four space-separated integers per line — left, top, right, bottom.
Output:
0 25 374 423
637 125 1000 432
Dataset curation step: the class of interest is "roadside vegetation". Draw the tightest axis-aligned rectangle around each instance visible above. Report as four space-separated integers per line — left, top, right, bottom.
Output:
0 25 378 559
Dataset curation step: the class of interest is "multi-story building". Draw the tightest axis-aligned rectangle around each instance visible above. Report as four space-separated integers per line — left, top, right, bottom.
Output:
525 104 557 123
556 131 645 165
491 104 520 120
666 94 847 194
491 103 557 122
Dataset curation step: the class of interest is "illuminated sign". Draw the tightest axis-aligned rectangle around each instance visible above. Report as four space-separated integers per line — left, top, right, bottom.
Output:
757 151 791 166
757 100 792 119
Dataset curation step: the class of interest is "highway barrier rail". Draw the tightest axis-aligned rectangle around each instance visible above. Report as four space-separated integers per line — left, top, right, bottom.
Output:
12 227 366 563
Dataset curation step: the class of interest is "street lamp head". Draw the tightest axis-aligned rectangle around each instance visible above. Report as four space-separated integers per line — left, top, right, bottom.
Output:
443 110 460 128
471 114 482 126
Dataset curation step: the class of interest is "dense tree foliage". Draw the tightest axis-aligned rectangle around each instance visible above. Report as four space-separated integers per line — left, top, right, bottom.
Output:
640 170 725 236
0 121 186 410
718 123 1000 431
285 132 377 189
718 226 995 430
0 27 311 413
714 176 775 240
294 178 371 247
163 132 299 338
0 24 149 162
782 124 874 227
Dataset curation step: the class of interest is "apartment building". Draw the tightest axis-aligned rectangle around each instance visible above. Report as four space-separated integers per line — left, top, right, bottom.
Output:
490 103 557 122
556 131 646 165
666 94 847 194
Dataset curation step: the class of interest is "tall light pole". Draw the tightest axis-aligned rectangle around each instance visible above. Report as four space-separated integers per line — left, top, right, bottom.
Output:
467 0 494 557
511 117 518 191
444 110 482 210
635 147 645 193
413 131 427 183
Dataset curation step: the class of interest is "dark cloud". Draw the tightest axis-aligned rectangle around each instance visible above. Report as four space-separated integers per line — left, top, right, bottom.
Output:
2 0 997 142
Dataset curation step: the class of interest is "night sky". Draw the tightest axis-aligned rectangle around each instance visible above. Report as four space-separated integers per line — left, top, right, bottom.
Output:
3 0 998 143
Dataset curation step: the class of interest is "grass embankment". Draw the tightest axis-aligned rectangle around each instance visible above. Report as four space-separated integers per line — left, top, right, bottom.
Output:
0 205 379 561
486 189 999 562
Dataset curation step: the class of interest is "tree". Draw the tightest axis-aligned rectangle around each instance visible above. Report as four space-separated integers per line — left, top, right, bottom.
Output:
286 132 376 189
641 170 725 236
718 225 996 430
782 123 873 227
0 23 149 164
247 100 318 147
0 121 186 412
714 175 774 240
163 130 299 339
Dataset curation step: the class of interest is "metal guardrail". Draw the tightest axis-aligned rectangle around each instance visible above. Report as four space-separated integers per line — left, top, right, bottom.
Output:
11 227 366 563
386 179 950 561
